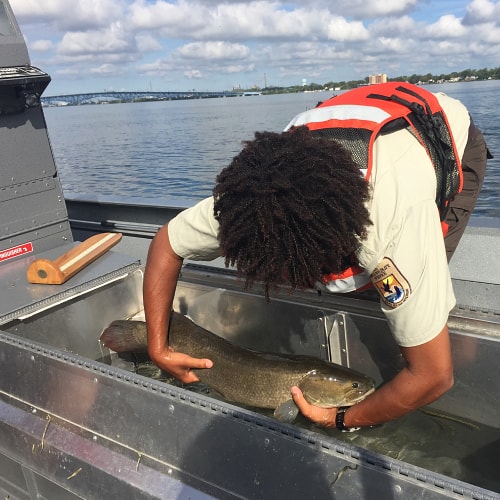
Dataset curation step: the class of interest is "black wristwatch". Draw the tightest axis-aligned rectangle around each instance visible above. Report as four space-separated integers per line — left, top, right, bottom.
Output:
335 407 361 432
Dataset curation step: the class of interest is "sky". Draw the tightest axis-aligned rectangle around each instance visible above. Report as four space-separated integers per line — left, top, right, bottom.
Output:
8 0 500 96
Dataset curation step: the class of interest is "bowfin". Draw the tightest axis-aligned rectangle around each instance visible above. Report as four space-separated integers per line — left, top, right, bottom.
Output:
273 400 300 423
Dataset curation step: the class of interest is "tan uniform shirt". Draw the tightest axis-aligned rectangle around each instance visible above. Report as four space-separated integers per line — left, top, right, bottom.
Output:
168 92 470 347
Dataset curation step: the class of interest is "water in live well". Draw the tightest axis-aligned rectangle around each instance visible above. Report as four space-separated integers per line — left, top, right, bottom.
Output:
44 79 499 220
103 340 500 493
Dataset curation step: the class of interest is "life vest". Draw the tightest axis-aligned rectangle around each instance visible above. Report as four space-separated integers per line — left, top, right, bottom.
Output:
284 82 463 293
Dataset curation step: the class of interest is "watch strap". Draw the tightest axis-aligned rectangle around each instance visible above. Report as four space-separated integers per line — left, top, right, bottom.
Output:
335 407 360 432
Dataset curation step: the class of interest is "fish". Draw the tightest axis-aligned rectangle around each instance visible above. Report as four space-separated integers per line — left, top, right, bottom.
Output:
100 311 375 422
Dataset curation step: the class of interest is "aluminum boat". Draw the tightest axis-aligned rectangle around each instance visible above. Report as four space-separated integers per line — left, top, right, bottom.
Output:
0 1 499 498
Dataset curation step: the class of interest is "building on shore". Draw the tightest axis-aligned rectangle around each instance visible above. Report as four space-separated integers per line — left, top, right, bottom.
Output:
369 73 388 84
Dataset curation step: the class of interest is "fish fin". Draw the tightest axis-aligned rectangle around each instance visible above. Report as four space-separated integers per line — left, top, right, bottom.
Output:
184 382 226 402
100 320 148 353
273 400 300 423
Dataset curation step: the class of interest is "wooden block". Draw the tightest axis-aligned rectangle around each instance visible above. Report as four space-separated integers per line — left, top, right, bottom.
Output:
27 232 122 285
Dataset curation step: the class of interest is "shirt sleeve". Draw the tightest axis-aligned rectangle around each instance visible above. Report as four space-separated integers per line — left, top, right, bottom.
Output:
375 201 456 347
357 120 457 347
168 197 221 261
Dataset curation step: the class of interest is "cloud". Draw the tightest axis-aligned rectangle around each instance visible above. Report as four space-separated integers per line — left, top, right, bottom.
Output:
128 1 369 41
30 39 55 52
8 0 500 94
463 0 500 24
329 0 419 18
90 63 127 75
129 0 193 31
10 0 127 30
57 22 136 56
425 14 467 38
176 41 250 61
212 0 420 19
135 34 163 52
138 58 177 75
184 69 203 79
369 15 418 37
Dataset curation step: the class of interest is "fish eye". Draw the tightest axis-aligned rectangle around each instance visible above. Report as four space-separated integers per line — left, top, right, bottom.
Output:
352 382 359 388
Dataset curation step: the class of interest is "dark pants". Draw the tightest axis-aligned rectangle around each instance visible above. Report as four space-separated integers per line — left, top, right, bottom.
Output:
443 124 489 261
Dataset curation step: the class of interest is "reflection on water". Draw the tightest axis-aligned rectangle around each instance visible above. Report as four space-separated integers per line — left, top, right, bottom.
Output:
104 351 500 494
44 80 500 220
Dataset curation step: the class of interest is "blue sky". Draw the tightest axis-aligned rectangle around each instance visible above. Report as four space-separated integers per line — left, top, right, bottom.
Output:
9 0 500 96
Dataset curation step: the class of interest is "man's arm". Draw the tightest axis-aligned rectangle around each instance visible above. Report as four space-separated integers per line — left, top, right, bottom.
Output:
292 324 453 427
143 224 213 383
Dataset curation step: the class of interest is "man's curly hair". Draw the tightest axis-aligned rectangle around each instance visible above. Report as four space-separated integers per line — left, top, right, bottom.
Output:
213 126 372 299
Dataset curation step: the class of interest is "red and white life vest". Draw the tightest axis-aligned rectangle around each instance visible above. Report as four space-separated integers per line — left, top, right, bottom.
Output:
285 82 463 293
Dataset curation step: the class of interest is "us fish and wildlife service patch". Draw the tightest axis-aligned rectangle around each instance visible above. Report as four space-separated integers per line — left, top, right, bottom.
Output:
371 257 411 308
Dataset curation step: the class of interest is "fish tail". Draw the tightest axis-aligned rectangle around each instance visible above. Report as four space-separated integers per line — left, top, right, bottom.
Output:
100 320 148 353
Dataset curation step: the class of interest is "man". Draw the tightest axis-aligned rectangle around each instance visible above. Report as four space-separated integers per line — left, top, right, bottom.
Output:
143 82 489 430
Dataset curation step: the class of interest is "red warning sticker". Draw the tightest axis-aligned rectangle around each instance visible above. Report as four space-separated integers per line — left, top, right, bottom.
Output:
0 242 34 263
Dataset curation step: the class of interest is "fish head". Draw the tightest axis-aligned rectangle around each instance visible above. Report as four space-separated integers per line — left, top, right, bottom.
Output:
298 366 375 408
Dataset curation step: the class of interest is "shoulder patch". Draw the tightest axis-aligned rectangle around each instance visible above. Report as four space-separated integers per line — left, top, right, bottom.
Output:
371 257 411 308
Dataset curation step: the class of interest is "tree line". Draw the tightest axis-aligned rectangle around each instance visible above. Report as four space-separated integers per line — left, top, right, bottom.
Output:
258 67 499 94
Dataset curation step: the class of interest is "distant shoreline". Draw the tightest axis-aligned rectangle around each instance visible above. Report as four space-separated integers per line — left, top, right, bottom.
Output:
42 70 499 106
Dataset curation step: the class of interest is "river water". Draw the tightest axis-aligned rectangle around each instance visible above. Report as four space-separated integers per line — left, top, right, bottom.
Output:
44 79 500 220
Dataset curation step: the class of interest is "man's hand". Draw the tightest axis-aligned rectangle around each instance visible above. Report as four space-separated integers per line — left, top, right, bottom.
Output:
152 347 213 384
292 325 454 430
144 224 214 384
291 386 338 428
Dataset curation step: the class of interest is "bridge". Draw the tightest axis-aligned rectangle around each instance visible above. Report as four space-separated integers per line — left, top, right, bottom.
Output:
41 90 247 106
